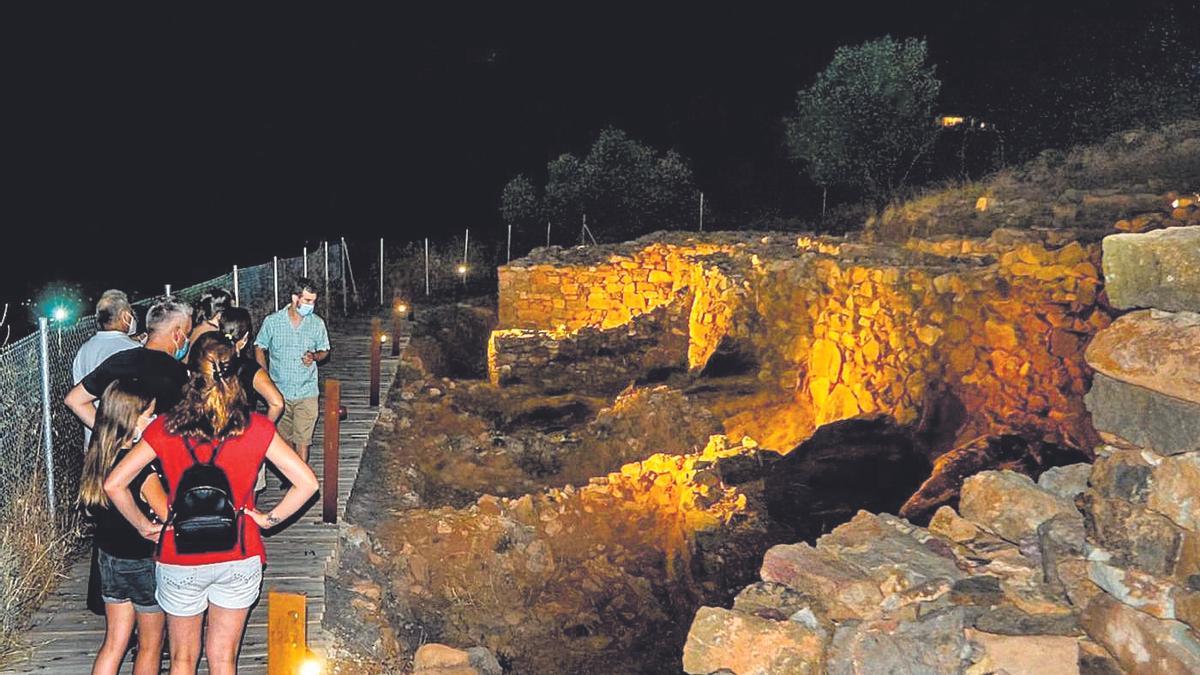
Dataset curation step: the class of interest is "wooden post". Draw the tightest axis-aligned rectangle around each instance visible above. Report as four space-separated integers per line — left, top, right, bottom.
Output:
322 379 341 524
369 318 382 408
267 590 307 675
391 309 401 357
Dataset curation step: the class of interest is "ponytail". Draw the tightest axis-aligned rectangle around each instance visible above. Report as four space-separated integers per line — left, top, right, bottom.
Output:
167 335 249 441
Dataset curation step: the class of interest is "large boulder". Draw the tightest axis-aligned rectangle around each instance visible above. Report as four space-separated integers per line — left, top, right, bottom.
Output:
825 607 971 674
816 512 964 591
1102 226 1200 313
682 606 826 675
1076 491 1188 578
1085 373 1200 456
1146 452 1200 533
759 543 883 621
1080 594 1200 674
412 643 503 675
965 630 1081 675
1085 309 1200 405
959 470 1082 544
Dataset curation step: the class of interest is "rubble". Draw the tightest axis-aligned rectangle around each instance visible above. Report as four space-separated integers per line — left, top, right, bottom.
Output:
683 226 1200 674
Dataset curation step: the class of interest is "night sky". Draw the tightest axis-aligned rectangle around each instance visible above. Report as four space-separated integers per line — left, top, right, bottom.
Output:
5 3 1197 324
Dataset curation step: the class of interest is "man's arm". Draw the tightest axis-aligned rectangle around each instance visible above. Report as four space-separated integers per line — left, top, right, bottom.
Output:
253 317 272 370
65 383 99 430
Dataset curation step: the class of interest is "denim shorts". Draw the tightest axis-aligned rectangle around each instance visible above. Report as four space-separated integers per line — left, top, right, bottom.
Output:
155 556 263 617
97 549 160 613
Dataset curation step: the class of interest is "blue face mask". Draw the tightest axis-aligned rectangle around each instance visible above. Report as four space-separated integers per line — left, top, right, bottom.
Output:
173 335 189 361
296 303 315 317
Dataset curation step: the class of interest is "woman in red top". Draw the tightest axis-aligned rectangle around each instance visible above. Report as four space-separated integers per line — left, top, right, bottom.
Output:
106 336 318 675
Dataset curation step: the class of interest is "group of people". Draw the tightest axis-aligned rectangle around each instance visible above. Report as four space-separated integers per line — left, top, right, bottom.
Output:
64 278 331 674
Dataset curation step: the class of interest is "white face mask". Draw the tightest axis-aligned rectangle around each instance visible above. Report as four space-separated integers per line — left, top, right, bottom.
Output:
125 312 138 337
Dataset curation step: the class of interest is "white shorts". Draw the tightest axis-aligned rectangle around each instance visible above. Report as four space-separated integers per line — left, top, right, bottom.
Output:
155 556 263 617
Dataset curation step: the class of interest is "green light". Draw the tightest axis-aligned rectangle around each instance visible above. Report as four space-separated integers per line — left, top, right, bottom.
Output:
52 306 69 322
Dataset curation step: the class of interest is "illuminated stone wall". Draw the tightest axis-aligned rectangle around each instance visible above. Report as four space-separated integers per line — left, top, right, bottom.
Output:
487 299 690 394
496 235 743 331
491 230 1111 450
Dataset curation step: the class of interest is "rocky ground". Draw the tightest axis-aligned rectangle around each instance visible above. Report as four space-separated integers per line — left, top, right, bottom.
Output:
683 226 1200 674
327 123 1200 673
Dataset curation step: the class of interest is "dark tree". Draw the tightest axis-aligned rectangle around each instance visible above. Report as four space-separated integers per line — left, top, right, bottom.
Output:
501 128 701 243
785 36 942 206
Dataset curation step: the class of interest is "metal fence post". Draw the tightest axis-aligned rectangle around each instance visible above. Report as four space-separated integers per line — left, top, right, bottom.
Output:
233 265 240 306
303 246 308 278
424 238 430 296
273 256 280 311
37 317 56 511
340 239 347 316
324 240 330 320
165 284 171 298
379 237 384 307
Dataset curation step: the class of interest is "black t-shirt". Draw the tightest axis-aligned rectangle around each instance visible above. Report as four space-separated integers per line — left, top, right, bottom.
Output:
93 448 162 559
81 348 189 414
234 356 263 410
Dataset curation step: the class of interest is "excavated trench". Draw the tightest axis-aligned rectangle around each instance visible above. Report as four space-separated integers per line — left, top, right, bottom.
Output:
330 231 1113 674
330 305 1023 674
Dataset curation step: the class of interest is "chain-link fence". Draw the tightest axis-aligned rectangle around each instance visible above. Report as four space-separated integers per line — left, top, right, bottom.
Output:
0 241 349 518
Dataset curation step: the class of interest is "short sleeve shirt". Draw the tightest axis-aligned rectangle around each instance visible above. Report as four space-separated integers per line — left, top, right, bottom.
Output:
253 308 329 400
143 413 274 565
72 331 141 449
81 348 190 415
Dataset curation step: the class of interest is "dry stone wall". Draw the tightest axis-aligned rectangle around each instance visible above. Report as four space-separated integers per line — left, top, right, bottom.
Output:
492 230 1111 451
679 224 1200 674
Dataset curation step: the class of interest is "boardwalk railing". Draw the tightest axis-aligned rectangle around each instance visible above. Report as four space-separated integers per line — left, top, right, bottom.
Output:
0 242 350 519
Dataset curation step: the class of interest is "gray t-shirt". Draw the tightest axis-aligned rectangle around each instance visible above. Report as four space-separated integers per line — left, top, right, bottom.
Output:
72 330 140 450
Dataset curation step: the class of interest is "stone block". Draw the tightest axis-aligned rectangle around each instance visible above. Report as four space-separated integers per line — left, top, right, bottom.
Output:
760 543 883 621
1086 373 1200 456
1089 446 1153 502
826 607 970 675
1076 492 1185 577
1080 593 1200 674
965 630 1080 675
817 512 964 591
1102 226 1200 312
682 606 825 675
1085 309 1200 405
960 470 1082 545
1147 452 1200 532
1038 463 1092 500
929 505 979 543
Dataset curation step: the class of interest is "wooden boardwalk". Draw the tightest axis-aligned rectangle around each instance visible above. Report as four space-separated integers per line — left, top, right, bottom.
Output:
5 313 403 674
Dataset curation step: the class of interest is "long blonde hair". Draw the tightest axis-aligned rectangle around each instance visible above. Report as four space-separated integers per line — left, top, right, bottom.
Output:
166 335 249 441
79 379 154 509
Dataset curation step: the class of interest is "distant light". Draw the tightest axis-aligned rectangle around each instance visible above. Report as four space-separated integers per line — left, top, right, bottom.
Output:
380 334 388 344
457 264 468 275
52 306 69 322
938 115 965 128
395 302 408 314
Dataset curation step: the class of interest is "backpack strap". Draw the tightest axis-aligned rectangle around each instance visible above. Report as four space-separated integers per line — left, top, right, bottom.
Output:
182 436 228 466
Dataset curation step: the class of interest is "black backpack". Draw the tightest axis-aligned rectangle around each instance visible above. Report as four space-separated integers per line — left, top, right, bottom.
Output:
159 437 247 555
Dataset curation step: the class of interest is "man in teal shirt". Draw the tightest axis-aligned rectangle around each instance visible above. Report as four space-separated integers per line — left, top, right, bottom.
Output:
255 277 330 464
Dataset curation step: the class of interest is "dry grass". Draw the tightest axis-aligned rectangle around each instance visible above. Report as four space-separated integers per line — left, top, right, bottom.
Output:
0 473 80 669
